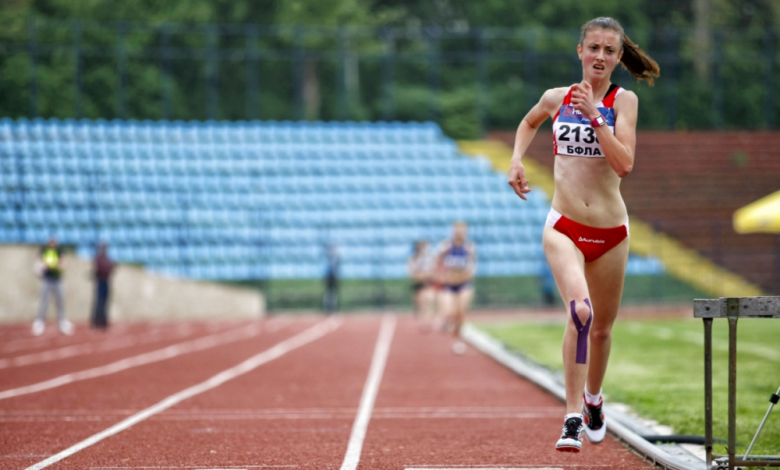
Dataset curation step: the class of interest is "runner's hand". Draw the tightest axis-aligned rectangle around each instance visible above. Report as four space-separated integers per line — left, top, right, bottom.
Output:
570 81 598 119
508 159 531 201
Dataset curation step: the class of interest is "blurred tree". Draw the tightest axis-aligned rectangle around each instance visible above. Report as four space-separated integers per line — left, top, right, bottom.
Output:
274 0 381 120
693 0 713 81
0 0 777 132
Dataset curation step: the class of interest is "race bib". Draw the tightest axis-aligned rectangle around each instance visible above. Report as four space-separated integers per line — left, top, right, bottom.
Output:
553 106 616 157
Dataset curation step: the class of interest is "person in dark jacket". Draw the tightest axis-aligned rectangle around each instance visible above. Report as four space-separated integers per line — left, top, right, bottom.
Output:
322 243 340 315
91 243 115 330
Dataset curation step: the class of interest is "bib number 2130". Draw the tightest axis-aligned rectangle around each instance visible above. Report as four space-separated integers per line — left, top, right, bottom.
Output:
558 124 598 144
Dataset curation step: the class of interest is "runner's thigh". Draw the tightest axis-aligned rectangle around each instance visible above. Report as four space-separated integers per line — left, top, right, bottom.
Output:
542 225 588 302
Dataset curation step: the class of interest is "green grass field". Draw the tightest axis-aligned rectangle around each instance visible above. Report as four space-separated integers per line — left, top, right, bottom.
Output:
240 273 709 311
477 318 780 456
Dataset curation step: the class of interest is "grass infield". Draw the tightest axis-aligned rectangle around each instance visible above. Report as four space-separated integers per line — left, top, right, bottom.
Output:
477 317 780 456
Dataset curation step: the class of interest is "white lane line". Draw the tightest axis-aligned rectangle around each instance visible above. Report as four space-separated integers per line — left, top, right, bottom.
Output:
1 323 137 354
0 322 265 401
0 322 216 369
0 406 562 422
263 317 293 333
25 318 342 470
339 315 396 470
87 466 297 469
406 464 613 468
86 466 297 469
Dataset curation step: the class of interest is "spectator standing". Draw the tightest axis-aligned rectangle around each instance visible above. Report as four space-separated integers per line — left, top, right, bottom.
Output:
322 243 340 314
32 237 74 336
92 243 115 330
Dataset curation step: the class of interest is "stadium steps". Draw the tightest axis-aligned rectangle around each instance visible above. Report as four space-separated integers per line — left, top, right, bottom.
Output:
456 139 764 298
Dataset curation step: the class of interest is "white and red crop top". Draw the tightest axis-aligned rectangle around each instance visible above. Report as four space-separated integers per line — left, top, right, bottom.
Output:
552 83 624 158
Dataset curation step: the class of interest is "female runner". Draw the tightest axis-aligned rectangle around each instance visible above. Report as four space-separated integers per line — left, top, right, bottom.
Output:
408 240 435 331
507 17 659 452
435 221 477 354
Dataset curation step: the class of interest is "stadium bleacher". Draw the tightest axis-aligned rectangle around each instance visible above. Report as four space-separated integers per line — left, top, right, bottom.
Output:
0 117 663 281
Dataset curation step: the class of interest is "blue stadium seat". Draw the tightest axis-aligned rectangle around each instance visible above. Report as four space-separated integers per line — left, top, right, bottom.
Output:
1 117 665 280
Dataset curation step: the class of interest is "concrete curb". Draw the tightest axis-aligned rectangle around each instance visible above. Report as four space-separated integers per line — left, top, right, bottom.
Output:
461 322 707 470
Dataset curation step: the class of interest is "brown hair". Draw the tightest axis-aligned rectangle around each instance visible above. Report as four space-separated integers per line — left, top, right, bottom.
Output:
580 17 660 86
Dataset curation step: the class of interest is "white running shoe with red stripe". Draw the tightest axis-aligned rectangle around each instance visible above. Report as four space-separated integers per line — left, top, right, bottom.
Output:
582 393 607 443
555 415 585 452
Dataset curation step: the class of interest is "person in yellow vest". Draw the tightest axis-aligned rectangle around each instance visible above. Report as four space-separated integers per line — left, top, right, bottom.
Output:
32 237 74 336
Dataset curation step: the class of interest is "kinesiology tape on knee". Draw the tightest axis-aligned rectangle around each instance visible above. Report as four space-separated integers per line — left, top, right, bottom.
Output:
569 299 593 364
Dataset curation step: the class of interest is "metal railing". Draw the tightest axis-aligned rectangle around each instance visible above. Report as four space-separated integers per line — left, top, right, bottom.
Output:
694 297 780 470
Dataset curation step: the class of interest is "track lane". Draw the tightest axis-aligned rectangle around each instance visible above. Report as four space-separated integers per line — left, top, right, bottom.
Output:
50 317 385 470
0 321 243 361
25 319 343 470
2 316 663 470
0 322 265 394
358 318 656 469
0 318 320 467
0 323 142 357
0 322 245 378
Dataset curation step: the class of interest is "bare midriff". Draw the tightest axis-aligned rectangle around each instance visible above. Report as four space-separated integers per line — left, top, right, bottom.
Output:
551 153 627 228
443 269 471 286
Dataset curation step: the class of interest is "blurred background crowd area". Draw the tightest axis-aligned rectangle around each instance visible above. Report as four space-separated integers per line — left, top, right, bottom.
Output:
0 0 779 312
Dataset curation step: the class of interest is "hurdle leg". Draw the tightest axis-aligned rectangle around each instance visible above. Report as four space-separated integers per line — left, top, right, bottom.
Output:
727 315 738 470
704 317 713 468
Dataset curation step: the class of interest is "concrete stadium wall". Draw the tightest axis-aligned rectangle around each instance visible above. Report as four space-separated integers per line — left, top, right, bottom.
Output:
0 245 265 324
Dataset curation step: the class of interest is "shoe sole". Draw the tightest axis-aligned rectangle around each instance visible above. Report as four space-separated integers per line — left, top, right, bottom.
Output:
555 438 582 452
555 445 581 453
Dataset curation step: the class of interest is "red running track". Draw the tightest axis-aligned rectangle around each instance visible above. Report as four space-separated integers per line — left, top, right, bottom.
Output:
0 316 655 470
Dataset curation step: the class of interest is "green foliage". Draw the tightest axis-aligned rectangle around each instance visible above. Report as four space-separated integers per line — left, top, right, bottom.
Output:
439 87 480 139
393 85 432 122
0 1 777 132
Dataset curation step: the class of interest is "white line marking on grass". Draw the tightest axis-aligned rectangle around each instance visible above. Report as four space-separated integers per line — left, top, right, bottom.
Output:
25 318 342 470
340 315 396 470
632 325 780 362
0 322 264 400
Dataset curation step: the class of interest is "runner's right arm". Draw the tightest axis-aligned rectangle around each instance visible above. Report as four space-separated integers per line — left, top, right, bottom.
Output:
509 87 567 200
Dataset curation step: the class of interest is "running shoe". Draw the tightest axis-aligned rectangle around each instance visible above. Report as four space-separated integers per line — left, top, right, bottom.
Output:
582 394 607 443
555 415 585 452
58 319 74 336
32 319 45 336
451 340 467 355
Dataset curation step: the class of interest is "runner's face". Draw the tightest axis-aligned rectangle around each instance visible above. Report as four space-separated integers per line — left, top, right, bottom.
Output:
453 225 467 243
577 28 623 82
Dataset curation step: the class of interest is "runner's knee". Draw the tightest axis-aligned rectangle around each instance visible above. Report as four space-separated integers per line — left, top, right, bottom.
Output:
571 300 592 326
590 327 612 345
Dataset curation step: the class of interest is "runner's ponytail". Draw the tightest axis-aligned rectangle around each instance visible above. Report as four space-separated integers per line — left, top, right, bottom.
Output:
620 34 660 85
